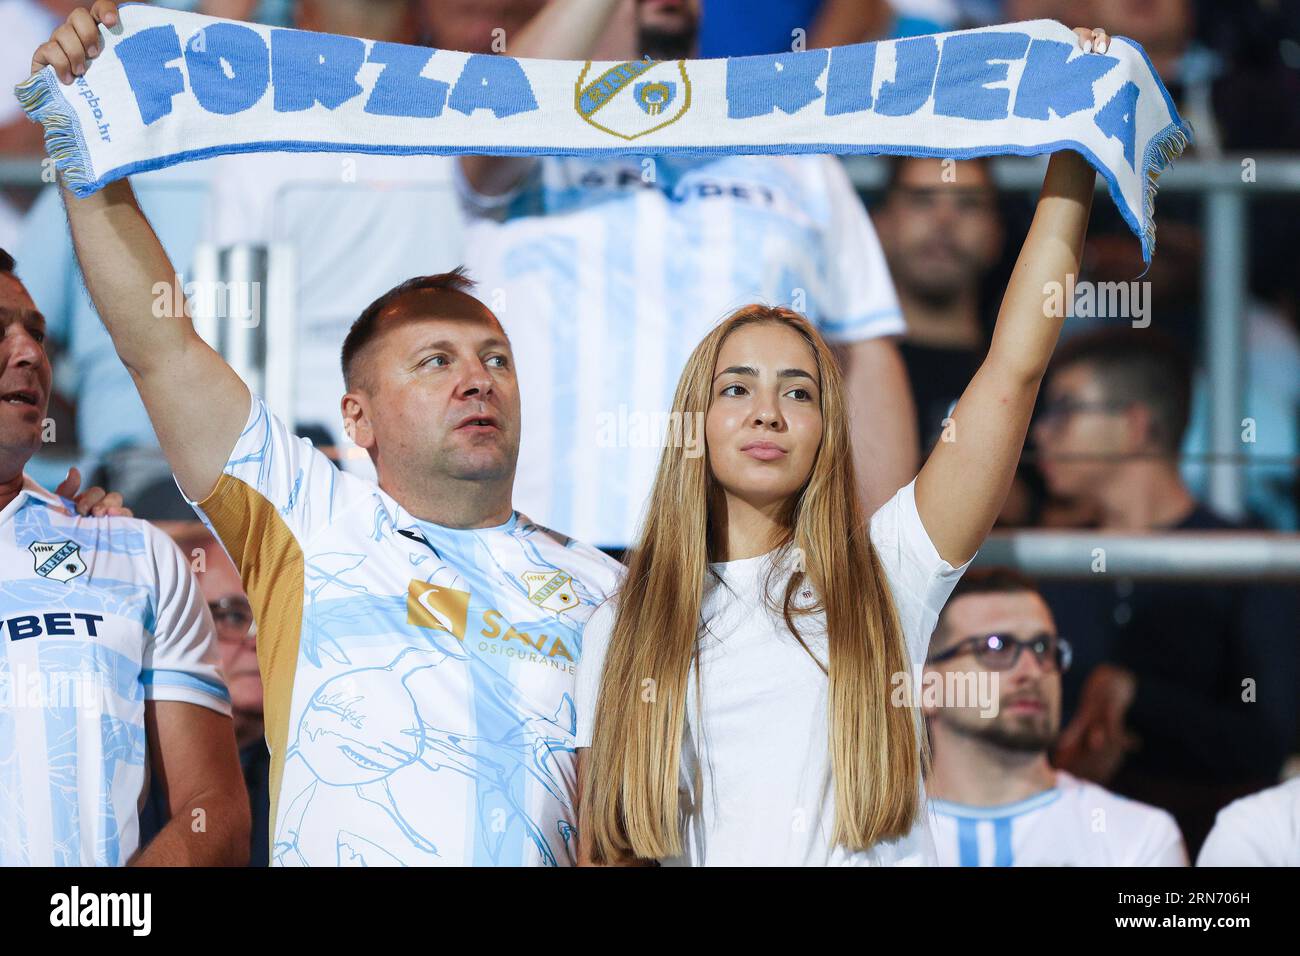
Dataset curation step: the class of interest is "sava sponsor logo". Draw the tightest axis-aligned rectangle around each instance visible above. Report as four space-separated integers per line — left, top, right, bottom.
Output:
406 580 577 669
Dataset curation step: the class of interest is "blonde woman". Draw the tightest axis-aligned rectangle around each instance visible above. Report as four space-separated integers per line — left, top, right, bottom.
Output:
573 28 1110 866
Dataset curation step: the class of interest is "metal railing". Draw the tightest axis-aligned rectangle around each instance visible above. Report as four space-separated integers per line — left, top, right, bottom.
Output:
975 530 1300 580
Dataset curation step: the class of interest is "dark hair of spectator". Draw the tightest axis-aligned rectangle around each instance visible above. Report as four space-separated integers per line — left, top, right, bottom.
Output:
933 567 1043 644
0 248 14 274
1049 327 1192 455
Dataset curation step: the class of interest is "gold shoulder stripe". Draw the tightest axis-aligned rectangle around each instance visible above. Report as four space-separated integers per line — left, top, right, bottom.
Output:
197 473 304 863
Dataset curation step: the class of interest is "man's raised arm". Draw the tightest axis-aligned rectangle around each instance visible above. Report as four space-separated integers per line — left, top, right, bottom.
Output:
37 4 249 501
460 0 628 196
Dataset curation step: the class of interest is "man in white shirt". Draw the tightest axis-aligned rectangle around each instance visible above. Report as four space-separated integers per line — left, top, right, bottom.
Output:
460 0 917 550
923 567 1187 866
43 0 625 864
0 247 249 865
1197 777 1300 866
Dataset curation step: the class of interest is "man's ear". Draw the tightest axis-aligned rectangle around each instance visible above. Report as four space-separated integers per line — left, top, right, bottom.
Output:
341 392 375 451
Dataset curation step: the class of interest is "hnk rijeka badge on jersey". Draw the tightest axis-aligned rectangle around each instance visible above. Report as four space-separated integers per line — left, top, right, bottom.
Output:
576 57 691 141
523 571 579 614
30 540 87 583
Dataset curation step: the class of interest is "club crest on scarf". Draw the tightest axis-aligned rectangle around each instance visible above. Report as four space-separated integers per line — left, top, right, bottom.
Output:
575 57 691 140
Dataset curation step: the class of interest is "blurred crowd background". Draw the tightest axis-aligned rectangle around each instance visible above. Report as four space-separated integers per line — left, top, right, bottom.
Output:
3 0 1298 863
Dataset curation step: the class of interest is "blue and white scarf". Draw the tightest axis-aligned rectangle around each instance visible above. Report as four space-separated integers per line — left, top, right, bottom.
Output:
17 4 1189 260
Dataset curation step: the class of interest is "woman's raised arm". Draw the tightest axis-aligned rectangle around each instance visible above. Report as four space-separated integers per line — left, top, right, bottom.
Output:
914 28 1106 565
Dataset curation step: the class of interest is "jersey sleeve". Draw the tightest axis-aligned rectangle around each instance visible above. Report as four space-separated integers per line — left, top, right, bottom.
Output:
869 479 973 670
812 156 906 344
140 524 231 716
575 600 617 749
189 395 341 551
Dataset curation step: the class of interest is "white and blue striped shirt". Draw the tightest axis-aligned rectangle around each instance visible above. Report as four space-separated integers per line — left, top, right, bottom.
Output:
0 477 229 866
459 153 904 548
930 771 1188 866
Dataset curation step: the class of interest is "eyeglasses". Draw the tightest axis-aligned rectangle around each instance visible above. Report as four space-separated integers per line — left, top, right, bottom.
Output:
209 597 256 644
1037 397 1130 427
928 633 1072 673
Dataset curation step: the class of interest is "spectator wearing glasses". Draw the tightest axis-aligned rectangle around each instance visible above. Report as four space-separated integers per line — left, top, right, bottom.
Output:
1032 327 1300 854
157 523 269 866
923 568 1187 866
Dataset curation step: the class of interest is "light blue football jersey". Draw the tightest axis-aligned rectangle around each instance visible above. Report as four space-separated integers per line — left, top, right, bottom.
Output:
0 477 229 866
459 153 905 547
192 397 623 866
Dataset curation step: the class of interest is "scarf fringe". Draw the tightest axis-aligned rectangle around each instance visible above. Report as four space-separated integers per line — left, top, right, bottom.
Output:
1140 120 1193 263
14 71 95 196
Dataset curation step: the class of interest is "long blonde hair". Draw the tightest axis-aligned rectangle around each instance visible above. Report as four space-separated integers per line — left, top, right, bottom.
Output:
581 306 921 862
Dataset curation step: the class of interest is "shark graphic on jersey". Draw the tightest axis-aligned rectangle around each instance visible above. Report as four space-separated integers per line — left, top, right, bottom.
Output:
190 397 622 866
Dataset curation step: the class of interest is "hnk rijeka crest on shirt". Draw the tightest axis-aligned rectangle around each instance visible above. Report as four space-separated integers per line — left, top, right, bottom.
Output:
575 57 691 140
30 540 87 583
522 571 579 614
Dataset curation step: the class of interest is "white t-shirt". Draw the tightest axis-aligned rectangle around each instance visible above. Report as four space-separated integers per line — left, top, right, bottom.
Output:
458 154 905 548
930 771 1188 867
1 476 229 866
576 480 966 865
203 152 466 454
1197 777 1300 867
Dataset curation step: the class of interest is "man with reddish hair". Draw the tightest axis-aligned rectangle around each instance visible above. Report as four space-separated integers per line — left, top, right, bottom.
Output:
35 2 622 866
